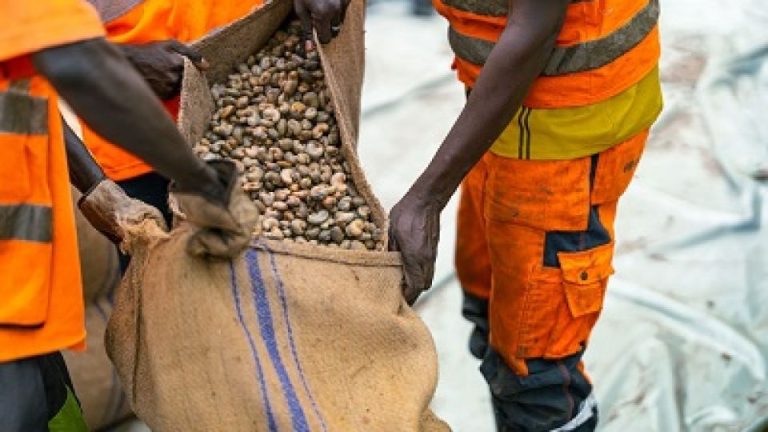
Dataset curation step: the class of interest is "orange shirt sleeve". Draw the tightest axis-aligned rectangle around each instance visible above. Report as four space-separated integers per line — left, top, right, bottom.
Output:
101 0 176 44
0 0 106 62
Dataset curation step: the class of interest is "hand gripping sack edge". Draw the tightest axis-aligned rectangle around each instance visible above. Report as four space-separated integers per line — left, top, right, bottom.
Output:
105 1 450 430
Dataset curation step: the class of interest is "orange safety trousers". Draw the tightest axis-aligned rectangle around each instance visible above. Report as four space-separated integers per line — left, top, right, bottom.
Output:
456 130 648 377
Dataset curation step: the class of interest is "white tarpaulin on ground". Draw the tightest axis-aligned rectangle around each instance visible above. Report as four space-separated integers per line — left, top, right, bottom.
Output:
585 0 768 429
360 1 768 431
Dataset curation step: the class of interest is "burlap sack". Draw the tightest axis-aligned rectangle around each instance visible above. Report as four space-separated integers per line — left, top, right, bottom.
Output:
106 1 449 431
73 190 121 304
65 198 132 430
64 299 133 430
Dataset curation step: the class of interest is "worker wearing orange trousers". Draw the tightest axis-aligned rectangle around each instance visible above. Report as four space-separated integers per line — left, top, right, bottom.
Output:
80 0 353 271
0 2 258 430
388 0 663 430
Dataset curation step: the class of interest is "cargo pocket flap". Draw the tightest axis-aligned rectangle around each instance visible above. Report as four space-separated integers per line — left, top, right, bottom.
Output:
558 244 614 317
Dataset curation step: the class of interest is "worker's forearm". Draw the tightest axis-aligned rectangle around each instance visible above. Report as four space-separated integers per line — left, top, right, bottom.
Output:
33 38 219 197
63 117 106 195
407 4 566 208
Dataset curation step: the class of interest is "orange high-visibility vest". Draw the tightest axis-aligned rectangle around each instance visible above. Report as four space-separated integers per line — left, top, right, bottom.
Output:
0 0 105 362
82 0 264 181
433 0 661 109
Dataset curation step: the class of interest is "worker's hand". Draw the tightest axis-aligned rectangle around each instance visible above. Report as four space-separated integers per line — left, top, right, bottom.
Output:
119 40 208 100
388 195 441 305
295 0 351 46
78 179 169 245
171 160 260 260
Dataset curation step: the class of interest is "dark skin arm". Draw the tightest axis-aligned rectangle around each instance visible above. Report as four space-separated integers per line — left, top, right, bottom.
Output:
389 0 570 304
63 118 106 195
32 38 224 203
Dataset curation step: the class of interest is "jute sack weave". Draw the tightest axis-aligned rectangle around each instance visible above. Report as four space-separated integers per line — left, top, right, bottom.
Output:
72 190 121 304
105 1 450 430
65 300 133 430
65 197 132 431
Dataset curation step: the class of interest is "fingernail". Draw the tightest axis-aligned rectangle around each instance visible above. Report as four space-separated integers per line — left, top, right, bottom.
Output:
199 58 210 69
305 40 315 52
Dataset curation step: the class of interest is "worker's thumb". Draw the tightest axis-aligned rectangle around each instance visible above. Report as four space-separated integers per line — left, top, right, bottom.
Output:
167 40 209 70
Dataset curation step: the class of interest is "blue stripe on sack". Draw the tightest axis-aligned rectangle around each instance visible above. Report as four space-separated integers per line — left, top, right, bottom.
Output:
246 250 310 432
265 250 328 432
229 261 278 432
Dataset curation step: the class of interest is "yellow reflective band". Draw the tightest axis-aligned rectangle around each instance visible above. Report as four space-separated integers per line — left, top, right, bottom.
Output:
490 66 662 161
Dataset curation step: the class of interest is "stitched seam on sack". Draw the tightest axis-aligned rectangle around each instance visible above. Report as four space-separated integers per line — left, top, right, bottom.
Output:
230 260 278 431
129 254 145 408
266 250 328 432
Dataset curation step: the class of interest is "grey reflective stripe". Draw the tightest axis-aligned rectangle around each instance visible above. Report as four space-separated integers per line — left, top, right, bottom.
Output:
443 0 507 17
86 0 144 23
448 0 659 76
543 0 659 76
0 205 53 243
9 79 30 93
0 88 48 135
442 0 593 17
448 26 494 66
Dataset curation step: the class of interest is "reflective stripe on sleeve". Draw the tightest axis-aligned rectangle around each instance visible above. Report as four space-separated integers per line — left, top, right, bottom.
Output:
544 0 659 75
442 0 507 17
448 0 659 76
0 205 53 243
86 0 144 23
442 0 594 17
0 88 48 135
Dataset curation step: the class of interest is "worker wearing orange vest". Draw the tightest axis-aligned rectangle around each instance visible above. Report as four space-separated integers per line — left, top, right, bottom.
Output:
79 0 351 271
0 1 257 430
79 0 262 273
80 0 264 185
389 0 662 430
